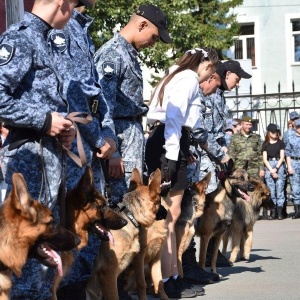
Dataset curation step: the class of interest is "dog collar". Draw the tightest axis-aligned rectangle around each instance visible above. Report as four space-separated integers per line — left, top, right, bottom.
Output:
119 205 140 228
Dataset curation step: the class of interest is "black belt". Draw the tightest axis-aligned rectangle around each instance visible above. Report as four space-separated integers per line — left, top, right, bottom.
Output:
113 115 143 123
291 156 300 161
268 157 279 161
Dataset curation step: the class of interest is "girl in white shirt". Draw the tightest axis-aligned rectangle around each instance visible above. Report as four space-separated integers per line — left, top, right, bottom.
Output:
145 47 219 298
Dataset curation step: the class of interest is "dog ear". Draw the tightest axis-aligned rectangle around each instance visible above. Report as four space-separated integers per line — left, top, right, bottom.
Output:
199 172 211 188
148 168 161 200
128 168 142 192
242 160 249 171
79 166 94 194
10 173 33 213
226 158 235 175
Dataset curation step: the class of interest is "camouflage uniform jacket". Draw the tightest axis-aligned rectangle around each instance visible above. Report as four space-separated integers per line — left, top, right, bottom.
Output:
228 130 264 176
200 88 228 161
50 11 116 150
94 33 148 157
0 12 68 129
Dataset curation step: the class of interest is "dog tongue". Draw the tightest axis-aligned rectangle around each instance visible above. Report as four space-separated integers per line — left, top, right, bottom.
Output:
238 189 251 202
107 231 115 245
48 248 63 276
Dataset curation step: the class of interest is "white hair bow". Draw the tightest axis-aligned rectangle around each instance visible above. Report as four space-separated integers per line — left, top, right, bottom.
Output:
186 48 208 58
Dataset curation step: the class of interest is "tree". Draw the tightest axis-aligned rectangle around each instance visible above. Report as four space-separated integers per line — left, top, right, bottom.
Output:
87 0 243 72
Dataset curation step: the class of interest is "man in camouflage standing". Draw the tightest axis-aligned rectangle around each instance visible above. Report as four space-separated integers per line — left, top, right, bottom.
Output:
228 115 265 177
94 4 171 203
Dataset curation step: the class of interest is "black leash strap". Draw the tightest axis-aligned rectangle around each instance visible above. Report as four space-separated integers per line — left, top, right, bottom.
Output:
99 158 116 208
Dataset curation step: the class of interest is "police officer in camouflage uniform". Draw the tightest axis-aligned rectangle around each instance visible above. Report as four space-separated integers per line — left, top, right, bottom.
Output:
184 61 253 284
228 115 265 178
94 4 171 203
0 1 80 299
285 118 300 219
48 2 118 299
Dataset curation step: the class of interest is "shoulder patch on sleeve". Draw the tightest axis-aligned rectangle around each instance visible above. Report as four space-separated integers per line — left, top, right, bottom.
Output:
0 43 15 66
102 61 115 80
49 32 67 52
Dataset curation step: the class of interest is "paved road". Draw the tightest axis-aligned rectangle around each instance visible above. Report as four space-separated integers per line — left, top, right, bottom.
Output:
133 206 299 300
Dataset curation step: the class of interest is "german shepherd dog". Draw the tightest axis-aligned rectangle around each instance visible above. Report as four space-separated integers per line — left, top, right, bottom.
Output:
0 173 79 300
86 168 161 300
195 159 254 275
123 173 211 300
52 166 128 298
222 177 271 263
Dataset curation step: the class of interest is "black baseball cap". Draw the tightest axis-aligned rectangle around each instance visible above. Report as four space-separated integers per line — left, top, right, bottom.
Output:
223 60 252 79
135 4 172 43
267 123 278 133
76 0 94 8
215 62 228 90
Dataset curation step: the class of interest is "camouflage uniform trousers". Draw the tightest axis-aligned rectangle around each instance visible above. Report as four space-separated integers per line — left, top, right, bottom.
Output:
1 137 64 299
264 161 286 207
289 160 300 205
110 119 144 203
187 147 219 194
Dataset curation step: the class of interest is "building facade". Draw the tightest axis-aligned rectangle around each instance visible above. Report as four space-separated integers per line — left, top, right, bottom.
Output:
227 0 300 94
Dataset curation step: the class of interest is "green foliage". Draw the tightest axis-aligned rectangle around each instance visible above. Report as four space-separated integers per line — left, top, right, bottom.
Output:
87 0 243 75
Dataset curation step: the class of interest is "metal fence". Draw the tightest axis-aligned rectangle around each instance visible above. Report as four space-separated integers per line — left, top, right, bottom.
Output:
225 82 300 137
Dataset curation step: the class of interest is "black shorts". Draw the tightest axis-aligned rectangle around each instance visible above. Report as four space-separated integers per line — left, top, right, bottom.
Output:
145 124 190 191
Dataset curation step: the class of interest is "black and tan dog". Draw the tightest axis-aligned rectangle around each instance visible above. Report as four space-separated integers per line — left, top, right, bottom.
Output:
195 159 254 275
0 173 79 300
222 176 271 263
52 166 128 298
86 168 161 300
123 173 211 300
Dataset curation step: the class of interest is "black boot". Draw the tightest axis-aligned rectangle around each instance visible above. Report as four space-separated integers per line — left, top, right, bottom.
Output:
261 208 269 220
292 205 300 219
269 208 277 220
206 237 233 268
277 207 284 220
182 240 218 284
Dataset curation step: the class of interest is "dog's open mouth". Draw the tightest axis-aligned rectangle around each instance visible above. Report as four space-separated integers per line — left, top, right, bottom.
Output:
237 188 251 202
36 243 63 276
28 242 63 276
233 185 251 202
91 221 115 245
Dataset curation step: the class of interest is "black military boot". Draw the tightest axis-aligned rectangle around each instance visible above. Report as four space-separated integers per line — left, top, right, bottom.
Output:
269 208 277 220
205 237 233 267
182 240 218 284
292 205 300 219
277 207 284 220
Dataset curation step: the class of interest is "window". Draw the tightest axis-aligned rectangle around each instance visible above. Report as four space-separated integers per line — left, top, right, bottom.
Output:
234 24 255 66
292 20 300 62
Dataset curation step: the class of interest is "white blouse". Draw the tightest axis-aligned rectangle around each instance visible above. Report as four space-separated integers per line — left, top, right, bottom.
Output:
147 67 202 161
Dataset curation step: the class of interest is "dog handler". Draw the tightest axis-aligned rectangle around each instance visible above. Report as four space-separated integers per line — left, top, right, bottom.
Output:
94 4 171 204
47 1 118 299
0 0 81 298
146 47 219 298
183 61 253 284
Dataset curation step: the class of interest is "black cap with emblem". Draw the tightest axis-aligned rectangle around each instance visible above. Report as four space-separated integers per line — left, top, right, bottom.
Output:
135 4 172 43
76 0 94 8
